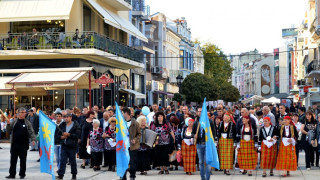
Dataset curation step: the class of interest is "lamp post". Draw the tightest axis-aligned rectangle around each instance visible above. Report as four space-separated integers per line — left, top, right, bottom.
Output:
176 74 184 93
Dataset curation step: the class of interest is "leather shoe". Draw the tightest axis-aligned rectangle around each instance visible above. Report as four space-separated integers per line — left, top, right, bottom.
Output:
5 175 15 179
19 176 25 179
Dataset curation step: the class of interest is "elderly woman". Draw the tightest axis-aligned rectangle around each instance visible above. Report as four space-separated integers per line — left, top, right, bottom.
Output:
218 112 236 176
236 116 258 176
136 116 151 175
259 117 279 177
150 112 175 174
181 118 197 175
87 119 104 171
79 111 95 169
102 117 116 171
276 116 298 177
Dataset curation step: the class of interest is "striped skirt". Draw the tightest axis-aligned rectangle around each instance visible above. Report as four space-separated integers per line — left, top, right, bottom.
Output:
181 140 196 172
260 142 277 169
276 141 297 171
218 138 234 169
238 139 257 170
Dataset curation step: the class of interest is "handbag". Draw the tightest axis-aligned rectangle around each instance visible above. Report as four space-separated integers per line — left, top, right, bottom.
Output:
176 150 182 163
86 146 91 154
312 139 318 148
169 149 177 162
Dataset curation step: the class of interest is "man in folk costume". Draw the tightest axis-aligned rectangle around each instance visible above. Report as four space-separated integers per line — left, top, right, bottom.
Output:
236 115 258 176
218 112 236 176
259 116 279 177
276 116 298 177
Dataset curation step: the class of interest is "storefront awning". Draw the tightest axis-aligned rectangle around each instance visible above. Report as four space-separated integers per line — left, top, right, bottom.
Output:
0 77 15 96
0 0 74 22
120 88 146 99
87 0 148 42
0 77 48 96
6 71 99 90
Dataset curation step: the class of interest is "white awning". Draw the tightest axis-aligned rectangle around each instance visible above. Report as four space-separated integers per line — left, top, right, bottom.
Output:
120 88 146 99
6 71 99 90
0 0 74 22
0 77 15 96
87 0 148 42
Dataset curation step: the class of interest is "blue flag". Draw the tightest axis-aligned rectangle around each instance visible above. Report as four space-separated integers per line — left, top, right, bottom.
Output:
199 98 220 169
115 102 130 177
39 110 56 180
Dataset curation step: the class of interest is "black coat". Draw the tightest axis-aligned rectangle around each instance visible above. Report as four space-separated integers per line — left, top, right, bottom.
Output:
217 121 236 140
58 121 81 149
258 125 279 145
26 113 39 135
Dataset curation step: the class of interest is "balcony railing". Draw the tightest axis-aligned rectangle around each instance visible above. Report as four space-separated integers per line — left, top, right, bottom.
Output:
0 31 144 63
307 60 320 74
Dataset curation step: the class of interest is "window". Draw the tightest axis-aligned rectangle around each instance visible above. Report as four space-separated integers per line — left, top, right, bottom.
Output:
11 20 65 33
104 23 109 37
139 22 143 32
155 46 158 66
179 50 184 68
83 5 91 31
119 30 125 44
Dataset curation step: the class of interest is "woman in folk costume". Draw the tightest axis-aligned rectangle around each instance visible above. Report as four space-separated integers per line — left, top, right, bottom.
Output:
236 115 258 176
259 116 279 177
218 112 236 175
276 116 298 177
181 118 197 175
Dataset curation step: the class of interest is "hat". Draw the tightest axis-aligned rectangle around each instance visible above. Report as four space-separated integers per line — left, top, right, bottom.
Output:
284 116 291 120
188 118 195 123
263 116 271 121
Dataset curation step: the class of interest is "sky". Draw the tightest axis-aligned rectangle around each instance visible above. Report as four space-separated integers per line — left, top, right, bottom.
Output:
146 0 308 55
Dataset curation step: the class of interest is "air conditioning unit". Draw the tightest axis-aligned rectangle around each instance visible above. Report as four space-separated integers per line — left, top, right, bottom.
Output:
151 66 161 74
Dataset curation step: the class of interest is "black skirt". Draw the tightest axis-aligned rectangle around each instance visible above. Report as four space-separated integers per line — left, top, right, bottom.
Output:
136 149 151 172
91 151 102 166
104 149 116 166
154 144 171 167
79 144 91 159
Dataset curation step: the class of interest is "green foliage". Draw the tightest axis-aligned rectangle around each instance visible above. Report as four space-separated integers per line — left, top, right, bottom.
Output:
172 93 185 103
219 82 240 102
201 42 233 85
181 73 218 103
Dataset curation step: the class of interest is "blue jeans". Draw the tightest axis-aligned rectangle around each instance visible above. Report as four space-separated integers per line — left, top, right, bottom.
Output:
197 144 211 180
55 145 62 169
58 147 77 177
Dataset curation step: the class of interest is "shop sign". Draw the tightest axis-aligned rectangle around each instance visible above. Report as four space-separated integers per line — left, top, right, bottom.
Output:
299 88 305 96
309 87 320 93
95 74 114 87
152 81 159 91
304 86 312 92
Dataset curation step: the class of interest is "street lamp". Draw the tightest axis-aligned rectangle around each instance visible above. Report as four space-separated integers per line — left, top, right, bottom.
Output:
176 74 184 92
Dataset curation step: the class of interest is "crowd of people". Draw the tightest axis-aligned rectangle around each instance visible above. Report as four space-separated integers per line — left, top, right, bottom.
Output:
1 102 320 180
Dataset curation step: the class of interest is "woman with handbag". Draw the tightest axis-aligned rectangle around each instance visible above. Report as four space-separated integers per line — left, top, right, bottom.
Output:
136 116 151 175
259 116 279 177
79 111 94 169
300 111 317 170
181 118 196 175
150 112 175 175
236 116 258 176
276 116 298 177
218 112 236 175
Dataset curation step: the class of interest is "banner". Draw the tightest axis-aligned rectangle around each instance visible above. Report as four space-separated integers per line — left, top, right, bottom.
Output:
199 98 219 169
115 102 130 177
39 111 56 180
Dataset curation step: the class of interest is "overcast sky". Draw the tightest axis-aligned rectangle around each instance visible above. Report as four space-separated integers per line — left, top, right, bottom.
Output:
146 0 308 55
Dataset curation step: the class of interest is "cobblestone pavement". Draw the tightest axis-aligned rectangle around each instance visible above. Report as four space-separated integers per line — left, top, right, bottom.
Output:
0 143 319 180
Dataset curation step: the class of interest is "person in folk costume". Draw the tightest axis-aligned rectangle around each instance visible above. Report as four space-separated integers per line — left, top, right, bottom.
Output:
276 116 298 177
236 115 258 176
218 112 236 176
181 118 197 175
259 116 279 177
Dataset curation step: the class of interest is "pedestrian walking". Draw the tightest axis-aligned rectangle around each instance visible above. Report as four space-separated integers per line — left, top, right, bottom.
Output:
56 113 80 180
79 111 94 169
150 111 175 175
259 116 279 177
87 119 104 171
5 107 36 179
236 115 258 176
218 112 236 175
136 116 151 175
102 117 117 171
276 116 298 177
181 118 196 175
54 112 64 170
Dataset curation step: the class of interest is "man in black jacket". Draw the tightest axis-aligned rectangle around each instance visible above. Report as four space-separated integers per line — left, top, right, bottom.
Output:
56 113 80 180
26 108 39 151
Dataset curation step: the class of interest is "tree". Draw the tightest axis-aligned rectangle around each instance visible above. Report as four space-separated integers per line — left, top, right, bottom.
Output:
181 73 218 103
172 93 185 104
219 82 240 102
201 42 233 85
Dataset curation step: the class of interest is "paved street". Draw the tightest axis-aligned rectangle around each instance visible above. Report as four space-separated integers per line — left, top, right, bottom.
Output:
0 143 319 180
